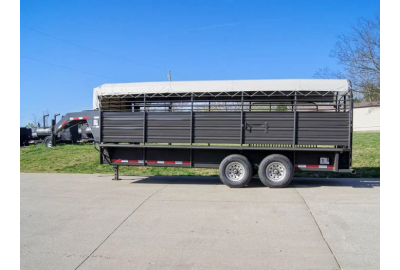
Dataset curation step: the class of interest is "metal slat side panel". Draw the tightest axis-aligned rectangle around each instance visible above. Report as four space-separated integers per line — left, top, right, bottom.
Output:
101 112 144 142
101 111 351 147
297 112 350 145
193 112 241 144
146 112 191 143
244 112 294 144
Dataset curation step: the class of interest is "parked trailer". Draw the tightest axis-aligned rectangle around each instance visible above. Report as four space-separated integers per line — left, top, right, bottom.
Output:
59 79 354 188
29 114 51 144
28 113 94 147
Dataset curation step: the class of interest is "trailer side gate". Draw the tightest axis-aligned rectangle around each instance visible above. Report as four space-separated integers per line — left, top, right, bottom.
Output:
95 79 353 188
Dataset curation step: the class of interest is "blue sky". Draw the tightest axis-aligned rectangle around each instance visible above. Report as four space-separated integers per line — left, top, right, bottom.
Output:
20 0 379 126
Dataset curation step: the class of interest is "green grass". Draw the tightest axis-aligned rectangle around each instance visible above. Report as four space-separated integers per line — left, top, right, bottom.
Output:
19 143 217 176
20 132 380 178
295 132 380 178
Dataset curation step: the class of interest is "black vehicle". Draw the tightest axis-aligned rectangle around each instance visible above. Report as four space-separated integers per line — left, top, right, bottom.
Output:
20 127 33 146
56 79 355 188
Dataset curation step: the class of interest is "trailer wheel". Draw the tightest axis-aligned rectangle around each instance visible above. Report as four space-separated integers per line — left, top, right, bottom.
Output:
258 154 293 188
219 154 253 188
44 136 53 148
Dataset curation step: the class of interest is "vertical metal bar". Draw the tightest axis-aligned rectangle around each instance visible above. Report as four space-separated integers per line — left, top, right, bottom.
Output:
335 92 339 112
190 93 194 167
334 152 339 172
113 166 120 180
190 93 194 145
143 95 147 165
334 93 338 149
99 95 103 164
348 86 353 167
240 91 244 146
292 91 297 147
143 94 147 144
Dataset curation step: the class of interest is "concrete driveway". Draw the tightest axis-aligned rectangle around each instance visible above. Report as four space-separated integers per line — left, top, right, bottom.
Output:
20 173 379 270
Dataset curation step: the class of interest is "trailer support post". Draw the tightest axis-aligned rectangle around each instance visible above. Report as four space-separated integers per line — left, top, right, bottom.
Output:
51 119 57 147
334 152 339 172
113 166 120 180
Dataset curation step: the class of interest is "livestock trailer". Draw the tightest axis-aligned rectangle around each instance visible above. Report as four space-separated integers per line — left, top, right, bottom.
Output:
61 79 355 188
28 114 94 147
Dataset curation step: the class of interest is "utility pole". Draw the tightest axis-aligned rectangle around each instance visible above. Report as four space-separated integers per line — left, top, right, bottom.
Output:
167 70 172 81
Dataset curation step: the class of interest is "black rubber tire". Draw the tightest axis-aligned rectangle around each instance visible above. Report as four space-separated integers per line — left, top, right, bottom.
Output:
219 154 253 188
258 154 293 188
44 136 53 148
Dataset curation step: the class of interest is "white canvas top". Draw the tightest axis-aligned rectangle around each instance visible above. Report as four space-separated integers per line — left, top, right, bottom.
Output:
93 79 350 109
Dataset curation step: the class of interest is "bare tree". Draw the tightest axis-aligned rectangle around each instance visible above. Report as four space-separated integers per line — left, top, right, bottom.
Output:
30 113 40 127
28 110 52 128
315 14 380 101
314 67 345 79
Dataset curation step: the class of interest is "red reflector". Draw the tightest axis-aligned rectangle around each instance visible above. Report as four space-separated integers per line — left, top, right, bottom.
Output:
307 165 320 169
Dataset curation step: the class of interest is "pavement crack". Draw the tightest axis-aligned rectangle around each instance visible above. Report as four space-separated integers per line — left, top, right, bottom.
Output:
74 182 171 269
294 186 342 270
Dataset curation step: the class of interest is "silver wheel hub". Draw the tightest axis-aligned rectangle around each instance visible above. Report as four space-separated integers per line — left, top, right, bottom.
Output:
266 162 286 182
225 162 245 182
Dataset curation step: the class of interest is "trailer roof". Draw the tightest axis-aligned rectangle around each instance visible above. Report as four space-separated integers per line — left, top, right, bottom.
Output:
93 79 350 109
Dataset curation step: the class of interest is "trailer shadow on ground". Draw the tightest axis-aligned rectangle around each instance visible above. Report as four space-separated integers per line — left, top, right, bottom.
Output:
292 177 380 188
112 175 380 189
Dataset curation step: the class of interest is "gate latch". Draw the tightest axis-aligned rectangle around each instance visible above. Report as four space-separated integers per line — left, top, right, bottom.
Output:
245 123 252 132
261 122 269 133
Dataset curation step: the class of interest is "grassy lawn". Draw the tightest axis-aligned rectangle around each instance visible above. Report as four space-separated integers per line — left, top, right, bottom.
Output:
20 132 380 178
